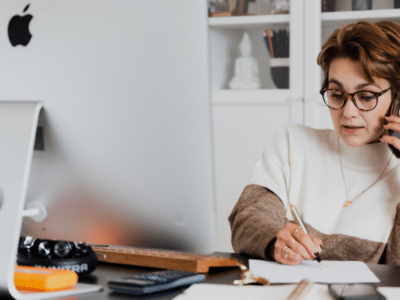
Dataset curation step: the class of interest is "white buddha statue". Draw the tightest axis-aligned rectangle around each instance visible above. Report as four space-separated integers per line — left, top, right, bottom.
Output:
229 32 261 90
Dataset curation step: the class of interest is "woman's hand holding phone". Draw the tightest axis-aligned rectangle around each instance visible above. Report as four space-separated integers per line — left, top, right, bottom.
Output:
381 115 400 157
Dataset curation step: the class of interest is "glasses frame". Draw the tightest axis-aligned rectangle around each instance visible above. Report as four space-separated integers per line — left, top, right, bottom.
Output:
320 87 392 111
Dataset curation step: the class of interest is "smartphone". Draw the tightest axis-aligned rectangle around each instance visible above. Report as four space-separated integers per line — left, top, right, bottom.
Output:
388 129 400 158
387 99 400 158
328 283 385 300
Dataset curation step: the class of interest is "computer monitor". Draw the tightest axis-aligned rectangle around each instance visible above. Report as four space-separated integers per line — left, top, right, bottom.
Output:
0 0 216 255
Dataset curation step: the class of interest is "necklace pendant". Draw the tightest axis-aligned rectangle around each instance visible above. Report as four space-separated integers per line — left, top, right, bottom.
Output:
344 200 352 207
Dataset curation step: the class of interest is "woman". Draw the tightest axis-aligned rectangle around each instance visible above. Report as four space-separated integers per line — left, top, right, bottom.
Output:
229 21 400 265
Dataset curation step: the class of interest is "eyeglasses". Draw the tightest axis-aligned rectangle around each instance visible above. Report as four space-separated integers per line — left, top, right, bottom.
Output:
320 87 391 111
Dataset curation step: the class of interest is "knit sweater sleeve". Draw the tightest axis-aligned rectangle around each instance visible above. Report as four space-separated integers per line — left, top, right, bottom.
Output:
229 184 389 264
228 184 288 259
381 203 400 265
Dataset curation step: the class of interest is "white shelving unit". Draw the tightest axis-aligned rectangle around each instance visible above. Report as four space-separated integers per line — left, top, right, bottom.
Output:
208 14 289 29
212 89 291 105
209 1 303 103
209 0 400 252
322 8 400 23
209 0 304 252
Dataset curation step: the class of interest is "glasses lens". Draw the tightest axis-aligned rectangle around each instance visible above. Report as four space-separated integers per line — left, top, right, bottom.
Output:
325 89 344 109
323 90 378 111
354 91 377 110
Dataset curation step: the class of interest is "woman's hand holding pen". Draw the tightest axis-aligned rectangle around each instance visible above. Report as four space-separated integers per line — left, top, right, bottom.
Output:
273 223 323 266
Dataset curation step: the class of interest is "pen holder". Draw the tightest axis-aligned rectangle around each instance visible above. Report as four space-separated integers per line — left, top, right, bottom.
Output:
270 58 289 89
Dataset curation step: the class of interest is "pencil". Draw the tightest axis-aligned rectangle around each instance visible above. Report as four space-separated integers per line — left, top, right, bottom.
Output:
267 29 274 58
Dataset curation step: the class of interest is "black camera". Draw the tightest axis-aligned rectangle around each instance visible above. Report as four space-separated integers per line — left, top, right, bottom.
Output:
17 236 98 275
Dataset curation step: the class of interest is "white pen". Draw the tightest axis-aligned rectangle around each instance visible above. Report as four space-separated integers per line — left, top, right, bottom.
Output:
289 203 323 267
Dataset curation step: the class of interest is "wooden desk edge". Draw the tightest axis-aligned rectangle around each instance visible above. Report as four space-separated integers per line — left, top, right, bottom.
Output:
93 247 239 273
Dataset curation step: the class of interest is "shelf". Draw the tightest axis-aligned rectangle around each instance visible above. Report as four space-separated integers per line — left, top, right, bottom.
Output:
208 14 290 30
212 89 291 105
322 9 400 26
208 9 400 30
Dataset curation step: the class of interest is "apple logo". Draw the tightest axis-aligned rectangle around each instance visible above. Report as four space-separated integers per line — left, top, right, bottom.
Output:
8 4 33 47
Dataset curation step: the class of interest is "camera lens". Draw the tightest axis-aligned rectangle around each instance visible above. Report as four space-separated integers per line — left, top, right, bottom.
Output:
53 241 73 258
35 240 51 258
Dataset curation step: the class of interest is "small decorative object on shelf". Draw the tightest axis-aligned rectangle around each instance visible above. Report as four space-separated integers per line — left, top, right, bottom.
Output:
321 0 335 12
247 0 271 15
271 0 289 14
352 0 372 11
395 0 400 9
229 32 261 90
263 29 289 89
208 0 248 17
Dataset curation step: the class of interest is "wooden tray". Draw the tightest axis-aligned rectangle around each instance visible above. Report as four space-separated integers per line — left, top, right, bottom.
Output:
92 245 239 273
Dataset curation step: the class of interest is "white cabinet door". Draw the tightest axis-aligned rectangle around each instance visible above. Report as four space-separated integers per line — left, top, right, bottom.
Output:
213 100 299 251
209 1 304 252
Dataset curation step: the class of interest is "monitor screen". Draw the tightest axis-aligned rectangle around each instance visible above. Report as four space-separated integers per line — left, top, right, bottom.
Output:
0 0 216 254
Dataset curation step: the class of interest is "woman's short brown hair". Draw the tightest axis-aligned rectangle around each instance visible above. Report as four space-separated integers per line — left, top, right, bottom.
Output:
317 21 400 112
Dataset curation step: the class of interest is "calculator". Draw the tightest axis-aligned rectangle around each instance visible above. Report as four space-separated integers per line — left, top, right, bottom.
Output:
107 270 206 295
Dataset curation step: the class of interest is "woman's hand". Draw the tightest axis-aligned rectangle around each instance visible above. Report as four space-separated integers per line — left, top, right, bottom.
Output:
381 115 400 151
273 223 322 265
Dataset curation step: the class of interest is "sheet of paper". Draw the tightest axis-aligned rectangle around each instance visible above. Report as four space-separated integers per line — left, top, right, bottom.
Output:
378 287 400 300
249 259 379 284
172 283 334 300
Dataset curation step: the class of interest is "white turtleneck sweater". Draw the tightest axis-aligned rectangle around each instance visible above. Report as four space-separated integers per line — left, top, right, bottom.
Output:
229 124 400 263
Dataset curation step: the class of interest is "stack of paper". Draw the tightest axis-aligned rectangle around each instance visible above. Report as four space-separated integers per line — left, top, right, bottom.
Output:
173 283 333 300
249 260 380 283
378 287 400 300
174 284 400 300
173 260 400 300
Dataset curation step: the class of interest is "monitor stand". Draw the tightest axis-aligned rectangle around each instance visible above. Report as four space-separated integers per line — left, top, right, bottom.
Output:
0 102 102 299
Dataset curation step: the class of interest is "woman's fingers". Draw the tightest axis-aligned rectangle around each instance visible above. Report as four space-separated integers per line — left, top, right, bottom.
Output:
290 224 322 257
382 115 400 149
385 114 400 124
273 223 322 265
274 239 303 265
310 234 323 249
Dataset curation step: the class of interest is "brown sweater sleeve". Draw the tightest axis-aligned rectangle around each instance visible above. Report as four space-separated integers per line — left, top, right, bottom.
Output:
229 184 390 264
381 203 400 265
306 225 386 263
228 184 288 259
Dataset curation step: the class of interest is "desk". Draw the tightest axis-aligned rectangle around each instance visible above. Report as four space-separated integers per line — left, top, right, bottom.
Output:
60 254 400 300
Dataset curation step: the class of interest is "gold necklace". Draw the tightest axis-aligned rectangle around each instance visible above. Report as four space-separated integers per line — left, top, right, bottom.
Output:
338 136 392 207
